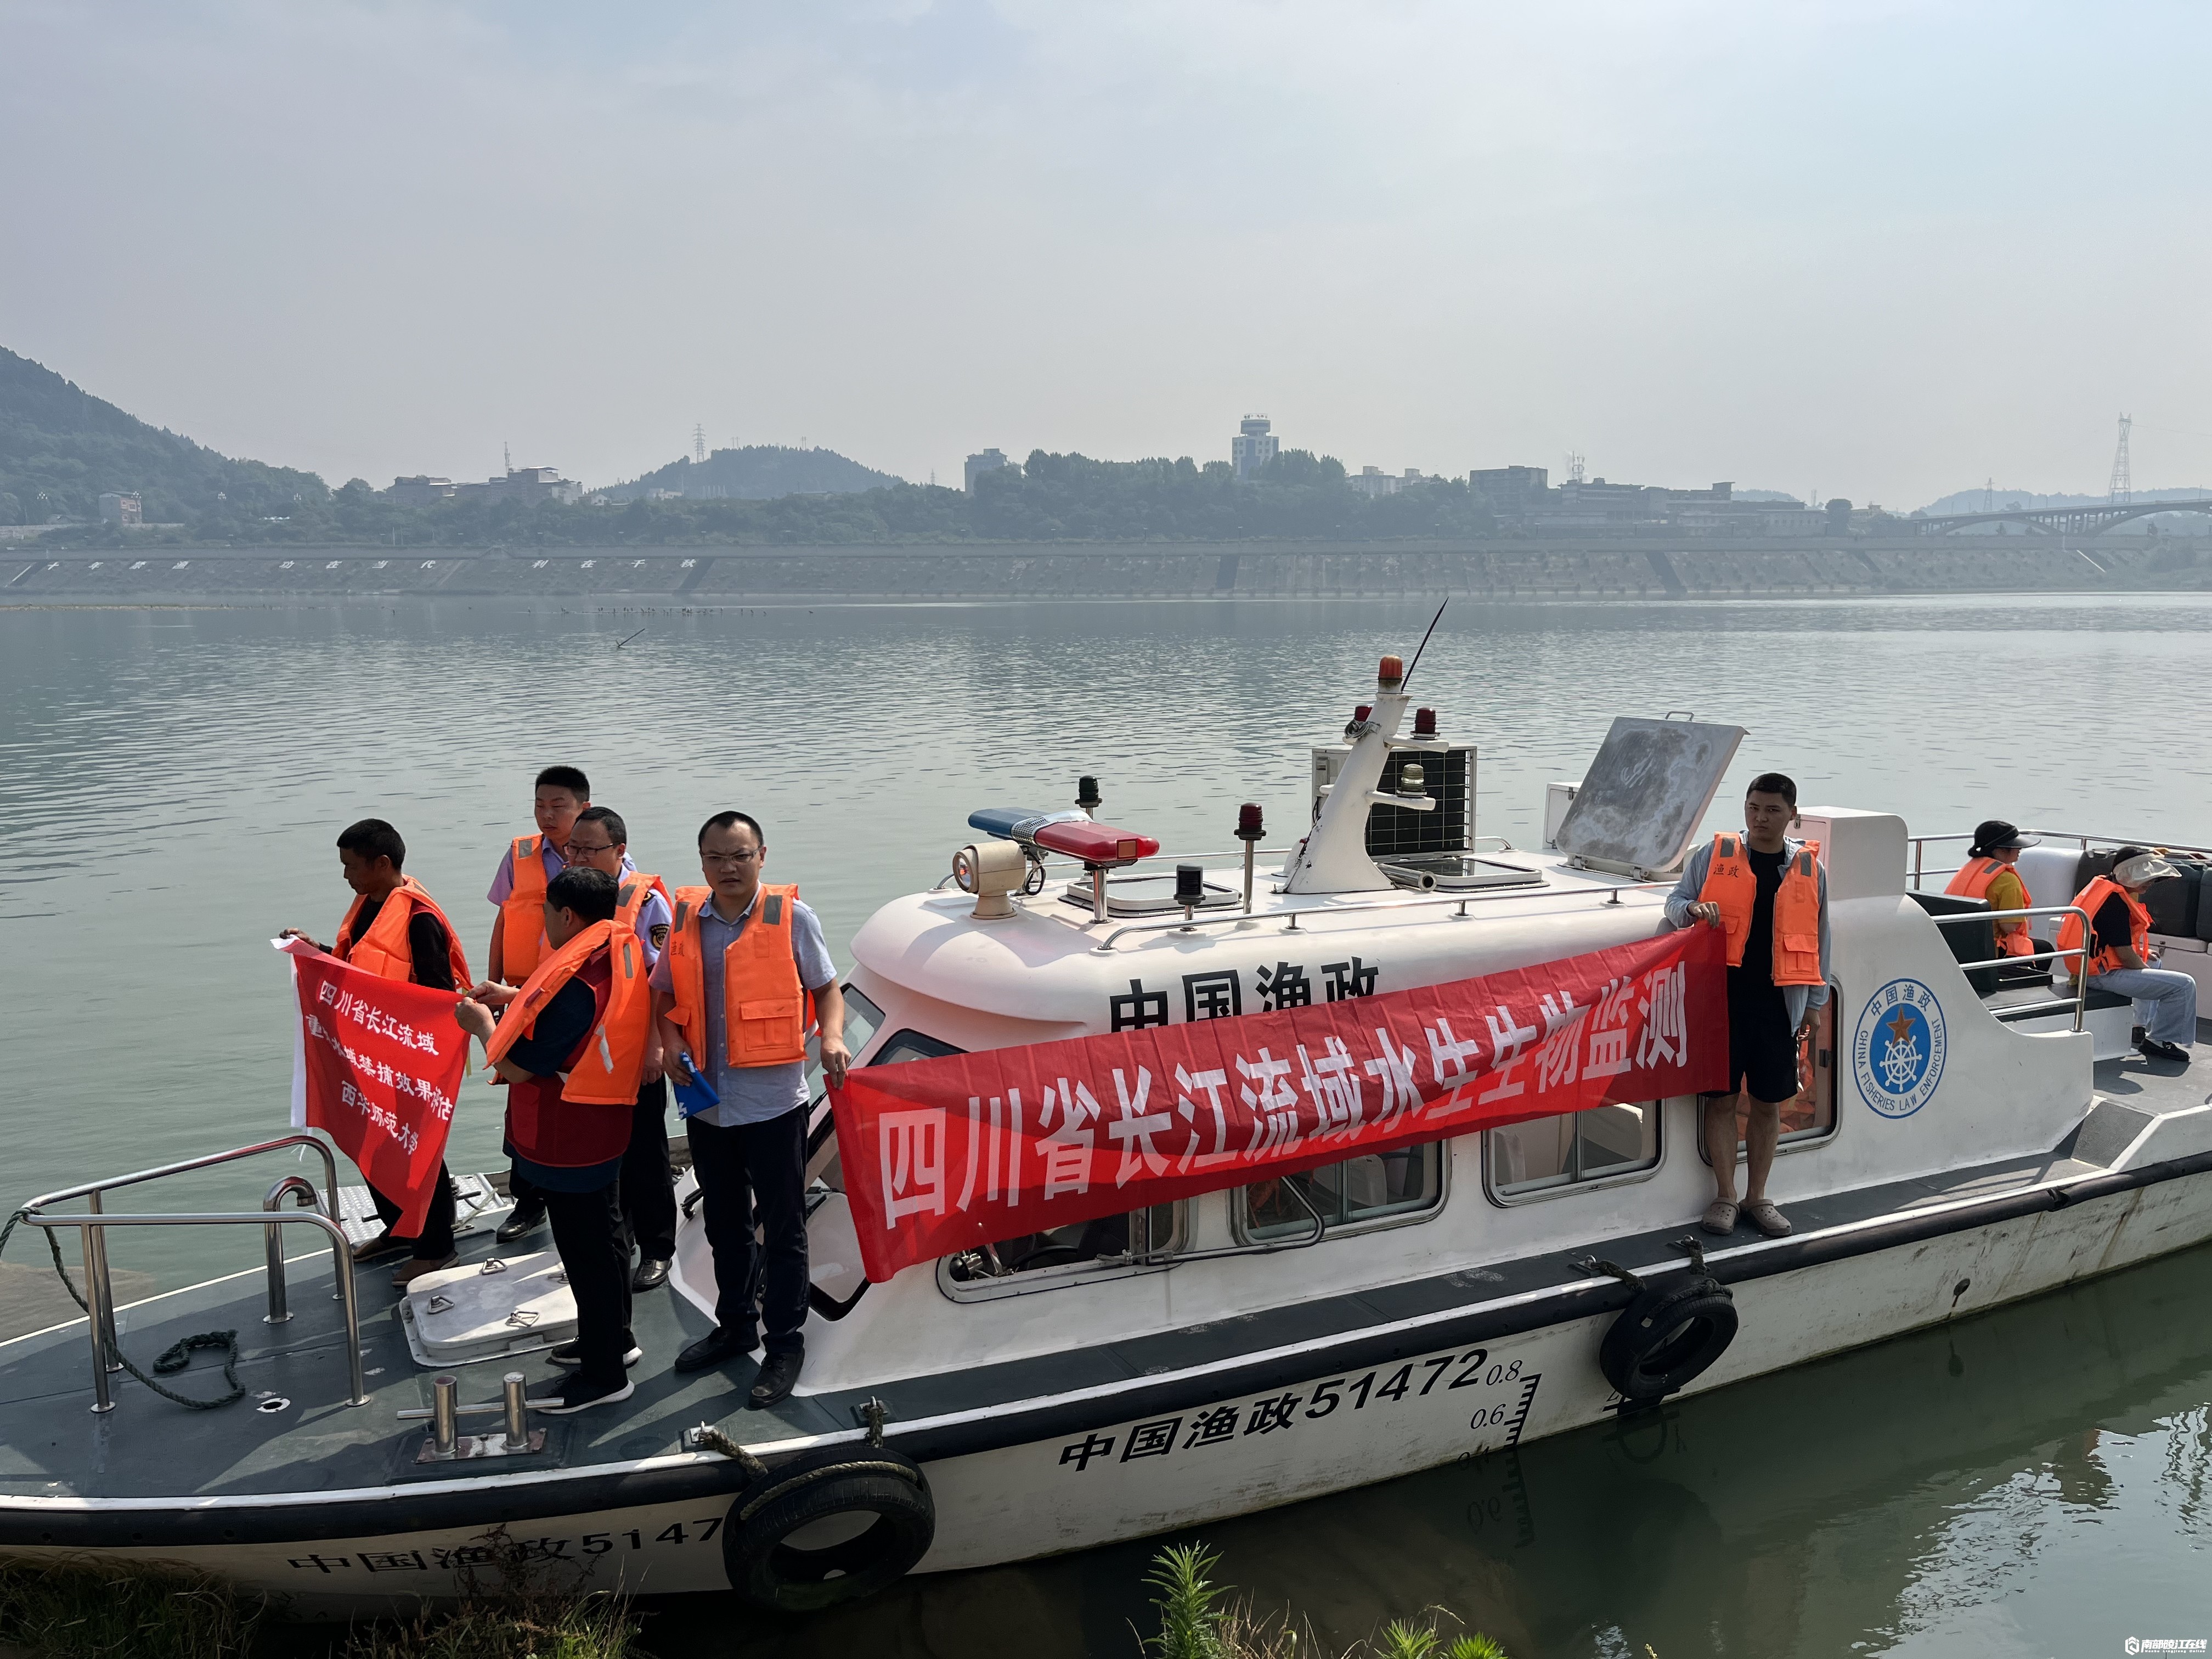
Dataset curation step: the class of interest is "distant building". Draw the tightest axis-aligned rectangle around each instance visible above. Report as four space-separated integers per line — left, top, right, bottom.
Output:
1349 466 1406 500
388 476 456 507
450 467 583 507
1231 416 1279 481
963 449 1014 492
98 491 142 525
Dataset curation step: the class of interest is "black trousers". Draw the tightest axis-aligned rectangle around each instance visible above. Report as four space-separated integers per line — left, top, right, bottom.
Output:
620 1077 678 1264
544 1178 634 1390
370 1163 456 1261
685 1108 808 1356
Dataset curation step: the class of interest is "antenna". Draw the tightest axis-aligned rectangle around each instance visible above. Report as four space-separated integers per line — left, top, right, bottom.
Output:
1401 599 1449 690
1565 451 1586 486
692 424 708 465
504 441 511 473
2108 414 2132 505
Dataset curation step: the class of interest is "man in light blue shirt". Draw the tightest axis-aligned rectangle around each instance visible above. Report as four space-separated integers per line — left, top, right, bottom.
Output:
651 810 849 1409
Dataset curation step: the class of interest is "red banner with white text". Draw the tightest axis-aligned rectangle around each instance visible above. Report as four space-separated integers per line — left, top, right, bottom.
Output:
831 926 1727 1281
279 938 470 1235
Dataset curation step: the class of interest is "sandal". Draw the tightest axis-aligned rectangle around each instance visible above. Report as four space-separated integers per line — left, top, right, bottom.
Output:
1699 1199 1739 1236
1742 1200 1792 1239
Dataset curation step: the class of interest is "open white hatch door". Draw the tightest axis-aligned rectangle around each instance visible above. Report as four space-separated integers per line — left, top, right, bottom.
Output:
1554 716 1746 878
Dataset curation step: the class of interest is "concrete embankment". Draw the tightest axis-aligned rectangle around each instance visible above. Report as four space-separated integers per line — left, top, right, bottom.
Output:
4 534 2204 603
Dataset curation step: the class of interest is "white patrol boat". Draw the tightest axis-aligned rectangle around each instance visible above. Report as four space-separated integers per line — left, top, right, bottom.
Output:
2 649 2208 1615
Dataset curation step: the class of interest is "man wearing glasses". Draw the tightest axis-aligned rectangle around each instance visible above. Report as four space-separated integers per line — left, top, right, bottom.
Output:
651 811 851 1409
560 806 680 1293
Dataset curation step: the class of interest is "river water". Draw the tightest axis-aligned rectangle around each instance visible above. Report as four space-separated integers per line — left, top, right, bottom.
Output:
4 594 2209 1654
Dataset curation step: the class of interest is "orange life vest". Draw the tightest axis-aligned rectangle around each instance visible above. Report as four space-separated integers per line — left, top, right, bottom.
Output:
1697 832 1825 986
499 833 554 981
2056 874 2148 979
483 919 654 1105
335 876 472 988
664 883 812 1069
1943 857 2036 958
616 872 672 951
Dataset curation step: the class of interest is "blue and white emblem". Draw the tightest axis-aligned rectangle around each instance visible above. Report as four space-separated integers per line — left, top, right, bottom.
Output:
1853 978 1946 1118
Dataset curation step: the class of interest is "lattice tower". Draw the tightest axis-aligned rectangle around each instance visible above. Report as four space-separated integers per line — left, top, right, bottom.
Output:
2108 414 2132 505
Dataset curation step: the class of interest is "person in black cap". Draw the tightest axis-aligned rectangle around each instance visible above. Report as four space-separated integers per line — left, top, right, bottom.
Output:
1944 820 2040 961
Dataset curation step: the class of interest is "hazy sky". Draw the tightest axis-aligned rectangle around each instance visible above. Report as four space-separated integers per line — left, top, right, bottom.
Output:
4 2 2208 506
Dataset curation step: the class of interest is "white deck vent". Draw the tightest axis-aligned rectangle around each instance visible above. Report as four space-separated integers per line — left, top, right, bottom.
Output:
1553 716 1746 878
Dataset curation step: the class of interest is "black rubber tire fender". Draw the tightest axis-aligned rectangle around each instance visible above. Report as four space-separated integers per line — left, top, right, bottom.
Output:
723 1444 935 1612
1598 1274 1739 1403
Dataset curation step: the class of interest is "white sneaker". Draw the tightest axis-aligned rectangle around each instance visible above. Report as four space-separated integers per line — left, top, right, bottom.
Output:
548 1341 642 1369
539 1375 636 1415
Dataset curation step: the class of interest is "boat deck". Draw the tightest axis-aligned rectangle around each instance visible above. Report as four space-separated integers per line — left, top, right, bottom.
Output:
1 1043 2203 1506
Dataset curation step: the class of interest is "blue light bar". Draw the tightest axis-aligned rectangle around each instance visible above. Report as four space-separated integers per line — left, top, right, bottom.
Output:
967 806 1086 842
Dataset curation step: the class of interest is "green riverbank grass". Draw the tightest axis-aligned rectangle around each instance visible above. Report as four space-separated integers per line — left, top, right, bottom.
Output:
1142 1541 1510 1659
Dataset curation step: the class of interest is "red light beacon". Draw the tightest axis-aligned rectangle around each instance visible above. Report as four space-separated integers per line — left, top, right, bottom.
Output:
1031 819 1161 923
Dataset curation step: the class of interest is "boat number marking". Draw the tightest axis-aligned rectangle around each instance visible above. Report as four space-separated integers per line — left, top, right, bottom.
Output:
1852 977 1946 1119
1057 1345 1538 1473
283 1521 719 1576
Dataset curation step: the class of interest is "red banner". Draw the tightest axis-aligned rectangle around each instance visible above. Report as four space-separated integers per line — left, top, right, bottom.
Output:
831 927 1726 1281
279 938 470 1234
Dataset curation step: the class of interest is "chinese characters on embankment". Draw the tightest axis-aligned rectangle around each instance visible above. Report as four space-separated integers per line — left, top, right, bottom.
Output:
832 928 1728 1280
280 936 470 1233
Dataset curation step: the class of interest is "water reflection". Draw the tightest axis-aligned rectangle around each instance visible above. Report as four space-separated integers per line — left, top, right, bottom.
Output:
657 1239 2212 1656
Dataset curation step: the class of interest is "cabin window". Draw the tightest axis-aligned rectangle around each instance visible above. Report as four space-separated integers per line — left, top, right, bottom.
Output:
1235 1143 1445 1241
941 1202 1185 1297
1700 986 1840 1161
806 1005 958 1187
1485 1102 1661 1200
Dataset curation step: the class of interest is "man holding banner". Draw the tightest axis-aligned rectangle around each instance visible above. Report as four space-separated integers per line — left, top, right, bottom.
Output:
280 819 470 1290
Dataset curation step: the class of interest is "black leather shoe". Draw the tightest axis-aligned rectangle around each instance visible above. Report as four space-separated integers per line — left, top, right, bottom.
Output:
494 1200 545 1244
749 1349 803 1409
2142 1039 2191 1064
631 1257 672 1293
674 1328 757 1373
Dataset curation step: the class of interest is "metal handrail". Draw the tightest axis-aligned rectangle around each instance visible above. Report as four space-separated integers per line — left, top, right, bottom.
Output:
18 1133 362 1415
1909 828 2212 889
1926 905 2091 1032
1092 878 1673 952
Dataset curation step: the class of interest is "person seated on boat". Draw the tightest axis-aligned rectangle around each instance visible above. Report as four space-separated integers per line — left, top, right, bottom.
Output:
1943 820 2040 961
279 819 469 1291
453 866 653 1415
2057 848 2197 1065
651 811 851 1410
561 806 680 1295
483 766 633 1250
1665 772 1831 1241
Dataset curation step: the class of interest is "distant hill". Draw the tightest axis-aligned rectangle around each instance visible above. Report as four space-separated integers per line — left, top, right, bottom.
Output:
0 346 329 526
603 445 902 502
1916 484 2212 516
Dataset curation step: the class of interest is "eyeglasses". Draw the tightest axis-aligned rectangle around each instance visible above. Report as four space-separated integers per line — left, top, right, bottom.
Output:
701 850 761 867
564 840 617 857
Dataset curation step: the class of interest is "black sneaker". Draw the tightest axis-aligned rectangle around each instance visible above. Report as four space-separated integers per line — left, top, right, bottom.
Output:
494 1200 546 1244
537 1373 635 1415
2141 1039 2191 1064
748 1349 803 1409
675 1328 757 1373
548 1341 642 1369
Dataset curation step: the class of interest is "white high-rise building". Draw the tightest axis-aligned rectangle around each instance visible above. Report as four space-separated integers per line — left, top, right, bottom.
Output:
1231 415 1279 481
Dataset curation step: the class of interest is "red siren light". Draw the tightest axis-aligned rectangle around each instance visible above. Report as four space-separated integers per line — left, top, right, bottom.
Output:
1413 706 1437 736
1236 802 1265 840
1378 654 1405 685
1031 819 1159 866
1353 704 1372 722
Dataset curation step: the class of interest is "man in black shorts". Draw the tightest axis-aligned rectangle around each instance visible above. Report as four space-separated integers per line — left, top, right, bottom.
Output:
1664 772 1831 1239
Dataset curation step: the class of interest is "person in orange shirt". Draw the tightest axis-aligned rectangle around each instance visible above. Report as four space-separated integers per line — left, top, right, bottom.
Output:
281 819 467 1289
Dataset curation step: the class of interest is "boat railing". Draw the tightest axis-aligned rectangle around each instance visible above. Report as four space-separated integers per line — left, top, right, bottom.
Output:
1092 879 1674 952
1908 828 2212 890
16 1132 366 1415
1926 905 2092 1031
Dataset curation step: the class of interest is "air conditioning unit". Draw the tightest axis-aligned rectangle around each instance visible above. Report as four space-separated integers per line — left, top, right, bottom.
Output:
1310 743 1476 856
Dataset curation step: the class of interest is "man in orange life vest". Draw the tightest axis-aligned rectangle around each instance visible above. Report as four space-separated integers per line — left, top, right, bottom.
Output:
650 810 850 1410
280 819 470 1289
453 866 649 1414
1664 771 1831 1241
1944 820 2040 959
560 805 679 1290
2058 847 2196 1064
484 766 634 1248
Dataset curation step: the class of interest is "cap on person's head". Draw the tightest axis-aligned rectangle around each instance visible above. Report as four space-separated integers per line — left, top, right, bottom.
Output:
2114 849 2182 887
1968 820 2037 856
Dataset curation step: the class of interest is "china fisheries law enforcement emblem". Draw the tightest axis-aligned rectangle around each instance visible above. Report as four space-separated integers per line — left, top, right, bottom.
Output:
1853 978 1946 1118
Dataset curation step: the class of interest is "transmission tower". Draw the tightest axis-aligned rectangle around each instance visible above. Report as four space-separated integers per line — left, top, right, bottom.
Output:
1565 451 1586 485
1984 477 1995 512
2108 414 2132 505
692 424 708 465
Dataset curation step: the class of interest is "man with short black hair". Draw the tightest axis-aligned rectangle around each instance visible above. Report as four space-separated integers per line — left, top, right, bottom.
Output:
1666 771 1831 1240
563 804 679 1289
281 819 469 1288
2059 847 2197 1064
650 810 850 1409
455 865 650 1413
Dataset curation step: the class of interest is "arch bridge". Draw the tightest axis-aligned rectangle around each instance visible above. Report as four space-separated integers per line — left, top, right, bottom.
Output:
1905 497 2212 538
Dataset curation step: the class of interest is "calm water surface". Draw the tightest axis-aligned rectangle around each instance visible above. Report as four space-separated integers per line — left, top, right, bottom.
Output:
4 594 2210 1656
